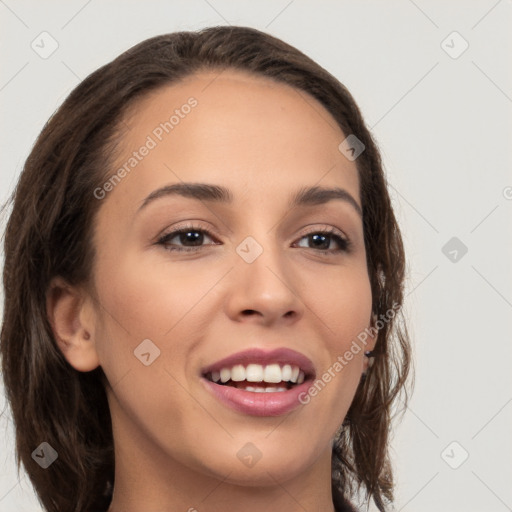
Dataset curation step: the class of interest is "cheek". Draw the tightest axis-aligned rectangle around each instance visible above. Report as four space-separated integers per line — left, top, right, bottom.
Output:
95 251 216 339
300 264 372 404
306 262 373 346
91 248 228 396
91 255 211 449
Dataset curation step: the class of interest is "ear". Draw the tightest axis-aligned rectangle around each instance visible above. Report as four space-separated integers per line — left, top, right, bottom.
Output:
46 276 100 372
362 312 378 373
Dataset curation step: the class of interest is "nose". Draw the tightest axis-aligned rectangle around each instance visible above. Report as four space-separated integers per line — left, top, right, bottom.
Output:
224 237 305 326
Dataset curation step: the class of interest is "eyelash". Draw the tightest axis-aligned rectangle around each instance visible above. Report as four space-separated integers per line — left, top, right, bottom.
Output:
156 223 351 256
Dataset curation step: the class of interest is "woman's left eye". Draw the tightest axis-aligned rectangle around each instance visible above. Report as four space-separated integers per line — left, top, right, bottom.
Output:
156 225 351 255
293 229 350 254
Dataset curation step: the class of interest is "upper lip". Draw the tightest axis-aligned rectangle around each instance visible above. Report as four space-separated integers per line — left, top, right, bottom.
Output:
201 347 316 379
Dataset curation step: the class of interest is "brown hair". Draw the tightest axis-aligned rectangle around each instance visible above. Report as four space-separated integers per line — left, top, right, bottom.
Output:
1 25 412 512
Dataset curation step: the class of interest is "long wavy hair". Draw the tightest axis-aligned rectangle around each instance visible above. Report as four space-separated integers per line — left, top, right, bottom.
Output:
1 25 412 512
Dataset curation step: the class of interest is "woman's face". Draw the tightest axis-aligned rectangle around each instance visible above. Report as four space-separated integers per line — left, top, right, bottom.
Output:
86 69 373 486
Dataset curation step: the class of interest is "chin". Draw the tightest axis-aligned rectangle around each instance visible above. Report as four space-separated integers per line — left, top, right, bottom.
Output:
195 447 314 487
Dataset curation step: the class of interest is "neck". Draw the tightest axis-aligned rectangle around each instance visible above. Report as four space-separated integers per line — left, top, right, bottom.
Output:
106 410 337 512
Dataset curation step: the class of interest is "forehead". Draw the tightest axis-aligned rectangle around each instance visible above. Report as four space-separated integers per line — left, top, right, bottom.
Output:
125 68 348 149
105 69 360 212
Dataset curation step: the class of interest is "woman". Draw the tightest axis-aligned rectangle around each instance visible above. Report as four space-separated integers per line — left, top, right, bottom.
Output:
1 25 411 512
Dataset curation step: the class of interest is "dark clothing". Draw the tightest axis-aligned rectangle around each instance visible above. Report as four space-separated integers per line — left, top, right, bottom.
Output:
332 485 359 512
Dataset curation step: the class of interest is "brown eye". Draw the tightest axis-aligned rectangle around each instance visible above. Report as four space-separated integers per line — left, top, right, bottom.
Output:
157 226 217 253
294 228 351 255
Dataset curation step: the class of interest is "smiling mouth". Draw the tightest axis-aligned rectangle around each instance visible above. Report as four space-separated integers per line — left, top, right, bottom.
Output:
204 363 307 393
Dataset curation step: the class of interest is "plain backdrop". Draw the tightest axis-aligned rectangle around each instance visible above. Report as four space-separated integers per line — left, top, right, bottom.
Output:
1 1 511 511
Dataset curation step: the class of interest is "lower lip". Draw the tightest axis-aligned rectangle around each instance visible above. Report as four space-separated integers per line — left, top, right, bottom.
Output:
201 377 312 417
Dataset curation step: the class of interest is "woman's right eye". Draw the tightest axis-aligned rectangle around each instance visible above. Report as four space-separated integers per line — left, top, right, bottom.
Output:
157 226 218 253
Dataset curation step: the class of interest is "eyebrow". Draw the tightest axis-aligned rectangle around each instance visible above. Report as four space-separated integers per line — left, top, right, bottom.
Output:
137 182 362 217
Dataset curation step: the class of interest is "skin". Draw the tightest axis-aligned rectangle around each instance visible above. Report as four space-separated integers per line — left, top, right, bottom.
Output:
47 69 376 512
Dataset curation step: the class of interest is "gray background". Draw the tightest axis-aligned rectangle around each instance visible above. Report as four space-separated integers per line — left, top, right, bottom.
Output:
1 1 511 511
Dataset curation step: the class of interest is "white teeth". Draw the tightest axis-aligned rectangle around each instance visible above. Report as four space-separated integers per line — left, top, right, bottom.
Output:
246 364 264 382
231 364 246 382
265 386 288 392
263 363 282 383
242 385 289 393
281 364 292 381
210 363 306 385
